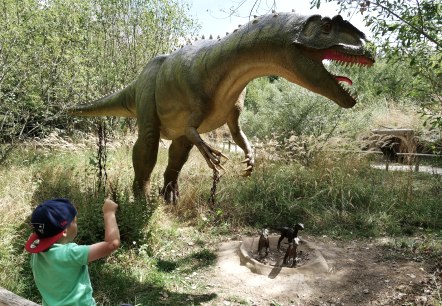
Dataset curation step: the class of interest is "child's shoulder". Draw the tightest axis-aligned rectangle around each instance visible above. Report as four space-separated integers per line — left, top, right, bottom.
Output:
51 243 90 263
63 243 90 251
51 243 90 255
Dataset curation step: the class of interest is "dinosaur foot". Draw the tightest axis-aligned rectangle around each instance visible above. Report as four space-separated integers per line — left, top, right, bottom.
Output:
160 181 179 204
133 180 151 199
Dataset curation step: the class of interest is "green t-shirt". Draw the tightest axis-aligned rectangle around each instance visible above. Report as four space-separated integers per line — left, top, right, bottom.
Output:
30 243 95 306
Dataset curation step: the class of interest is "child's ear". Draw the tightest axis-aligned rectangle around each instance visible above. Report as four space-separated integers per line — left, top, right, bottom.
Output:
62 229 68 237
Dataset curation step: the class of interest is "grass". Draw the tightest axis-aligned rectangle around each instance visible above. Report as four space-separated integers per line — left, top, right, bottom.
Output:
208 150 442 237
1 139 442 305
0 144 221 305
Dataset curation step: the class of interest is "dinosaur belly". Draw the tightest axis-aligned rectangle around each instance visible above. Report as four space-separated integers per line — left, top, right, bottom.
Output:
159 127 182 140
159 115 227 140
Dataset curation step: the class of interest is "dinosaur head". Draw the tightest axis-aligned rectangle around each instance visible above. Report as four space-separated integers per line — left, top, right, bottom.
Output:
292 14 374 108
294 223 305 231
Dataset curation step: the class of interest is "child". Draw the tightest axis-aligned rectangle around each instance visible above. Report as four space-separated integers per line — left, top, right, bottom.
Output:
25 198 120 306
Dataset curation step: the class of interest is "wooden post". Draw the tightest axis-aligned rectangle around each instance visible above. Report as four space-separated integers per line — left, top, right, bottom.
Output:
0 287 40 306
414 155 420 172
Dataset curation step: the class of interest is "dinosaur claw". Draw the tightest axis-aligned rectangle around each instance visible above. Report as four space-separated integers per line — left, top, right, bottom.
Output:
241 158 250 164
208 159 226 173
196 140 230 172
219 152 229 160
208 160 219 171
241 165 253 177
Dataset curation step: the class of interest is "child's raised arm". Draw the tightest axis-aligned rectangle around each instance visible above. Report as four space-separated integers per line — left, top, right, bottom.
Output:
88 199 121 262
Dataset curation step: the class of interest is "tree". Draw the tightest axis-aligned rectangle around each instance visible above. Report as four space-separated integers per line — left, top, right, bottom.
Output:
0 0 197 161
310 0 442 130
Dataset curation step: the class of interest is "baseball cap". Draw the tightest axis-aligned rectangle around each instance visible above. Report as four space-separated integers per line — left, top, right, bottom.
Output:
25 198 77 253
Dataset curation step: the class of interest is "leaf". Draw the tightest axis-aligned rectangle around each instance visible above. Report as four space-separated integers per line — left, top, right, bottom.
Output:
388 24 399 31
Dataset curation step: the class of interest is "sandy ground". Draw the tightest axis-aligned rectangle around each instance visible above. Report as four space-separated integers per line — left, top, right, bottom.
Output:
200 235 441 306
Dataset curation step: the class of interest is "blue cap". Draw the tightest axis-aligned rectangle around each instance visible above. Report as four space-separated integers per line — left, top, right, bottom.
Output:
25 198 77 253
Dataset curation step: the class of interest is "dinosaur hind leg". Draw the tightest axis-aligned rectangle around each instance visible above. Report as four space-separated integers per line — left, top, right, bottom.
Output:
161 136 194 204
131 56 165 199
132 126 160 198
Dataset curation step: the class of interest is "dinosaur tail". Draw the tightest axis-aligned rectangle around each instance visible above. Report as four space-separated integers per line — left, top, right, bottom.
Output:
69 82 136 118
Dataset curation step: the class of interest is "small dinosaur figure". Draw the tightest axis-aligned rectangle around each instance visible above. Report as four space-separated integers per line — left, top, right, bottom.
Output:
257 228 270 256
283 237 301 268
277 223 304 250
69 12 374 203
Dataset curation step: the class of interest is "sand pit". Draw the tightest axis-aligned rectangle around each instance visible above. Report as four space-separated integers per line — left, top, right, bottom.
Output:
238 235 329 277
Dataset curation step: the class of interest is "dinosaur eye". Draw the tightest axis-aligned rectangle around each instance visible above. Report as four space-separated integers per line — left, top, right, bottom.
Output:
322 22 332 33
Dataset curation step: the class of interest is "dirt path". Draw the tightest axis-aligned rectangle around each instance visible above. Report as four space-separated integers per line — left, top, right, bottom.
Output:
200 235 440 306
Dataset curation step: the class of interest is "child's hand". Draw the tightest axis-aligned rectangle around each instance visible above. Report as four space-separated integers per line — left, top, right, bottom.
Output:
103 198 118 214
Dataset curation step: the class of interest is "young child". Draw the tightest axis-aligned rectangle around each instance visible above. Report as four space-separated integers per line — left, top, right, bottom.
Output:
25 198 120 306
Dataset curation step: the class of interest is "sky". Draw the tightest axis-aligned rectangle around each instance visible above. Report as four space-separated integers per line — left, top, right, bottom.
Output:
188 0 370 39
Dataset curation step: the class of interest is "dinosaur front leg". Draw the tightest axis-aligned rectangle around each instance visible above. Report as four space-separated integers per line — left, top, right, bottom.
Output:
161 136 194 204
227 108 254 176
185 113 228 173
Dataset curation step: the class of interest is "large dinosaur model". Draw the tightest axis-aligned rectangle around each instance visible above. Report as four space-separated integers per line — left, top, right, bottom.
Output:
70 12 374 203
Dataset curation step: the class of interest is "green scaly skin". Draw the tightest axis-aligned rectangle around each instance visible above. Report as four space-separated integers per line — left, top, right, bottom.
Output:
70 12 375 204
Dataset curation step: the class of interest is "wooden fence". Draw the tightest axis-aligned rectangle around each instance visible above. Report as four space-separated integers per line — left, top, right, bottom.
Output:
220 139 442 174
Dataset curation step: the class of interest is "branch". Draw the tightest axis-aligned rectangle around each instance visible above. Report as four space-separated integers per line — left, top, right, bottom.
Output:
372 0 441 48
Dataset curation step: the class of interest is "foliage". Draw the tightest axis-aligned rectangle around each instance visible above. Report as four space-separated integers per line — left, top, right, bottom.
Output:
328 58 430 104
310 0 442 130
213 151 442 237
241 63 430 153
242 77 344 140
0 0 197 151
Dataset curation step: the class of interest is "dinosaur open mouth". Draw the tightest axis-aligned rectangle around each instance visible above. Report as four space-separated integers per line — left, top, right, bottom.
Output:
322 49 374 88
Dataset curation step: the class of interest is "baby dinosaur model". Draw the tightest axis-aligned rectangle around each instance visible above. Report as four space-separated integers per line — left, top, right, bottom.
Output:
257 228 270 256
283 237 301 268
277 223 305 250
70 12 374 203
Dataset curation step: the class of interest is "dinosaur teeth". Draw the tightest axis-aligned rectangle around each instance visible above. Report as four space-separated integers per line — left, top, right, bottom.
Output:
323 49 373 67
339 81 358 101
